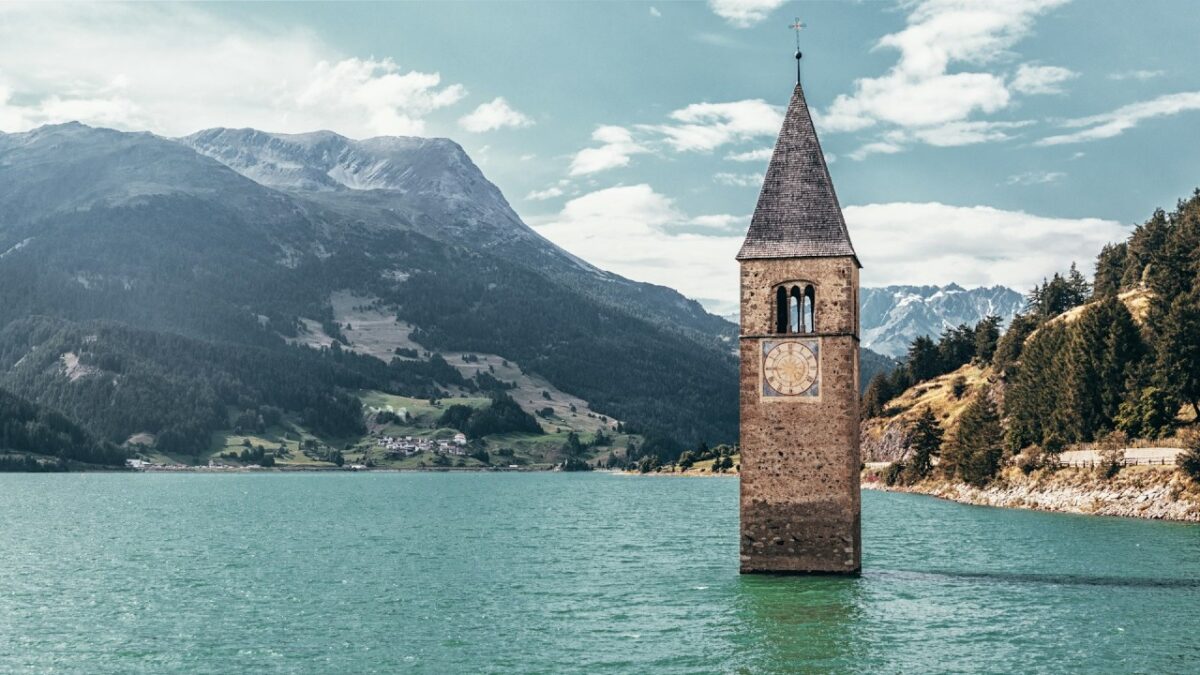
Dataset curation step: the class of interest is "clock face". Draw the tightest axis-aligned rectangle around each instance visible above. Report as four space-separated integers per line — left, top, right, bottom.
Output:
763 340 819 396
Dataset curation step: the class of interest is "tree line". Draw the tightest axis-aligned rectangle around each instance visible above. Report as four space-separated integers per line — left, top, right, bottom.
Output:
880 189 1200 487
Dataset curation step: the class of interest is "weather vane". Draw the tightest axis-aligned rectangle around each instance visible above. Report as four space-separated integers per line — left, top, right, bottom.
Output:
790 17 806 83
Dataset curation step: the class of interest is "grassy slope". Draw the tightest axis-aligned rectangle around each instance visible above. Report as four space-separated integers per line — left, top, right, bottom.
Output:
862 286 1190 463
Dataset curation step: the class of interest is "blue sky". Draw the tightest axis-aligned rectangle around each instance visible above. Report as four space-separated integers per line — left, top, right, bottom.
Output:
2 1 1199 315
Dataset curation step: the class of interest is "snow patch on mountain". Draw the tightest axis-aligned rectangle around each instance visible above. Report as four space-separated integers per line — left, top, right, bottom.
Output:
861 284 1025 358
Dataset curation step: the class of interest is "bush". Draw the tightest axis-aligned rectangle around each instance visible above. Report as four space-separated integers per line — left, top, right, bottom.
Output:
1116 387 1178 439
1015 446 1048 475
884 461 905 486
951 375 968 400
1177 429 1200 482
1096 430 1129 479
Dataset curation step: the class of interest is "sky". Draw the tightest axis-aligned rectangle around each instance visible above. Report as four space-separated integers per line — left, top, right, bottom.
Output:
3 1 1200 316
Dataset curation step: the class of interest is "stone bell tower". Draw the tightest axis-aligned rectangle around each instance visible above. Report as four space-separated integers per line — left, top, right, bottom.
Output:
737 64 861 574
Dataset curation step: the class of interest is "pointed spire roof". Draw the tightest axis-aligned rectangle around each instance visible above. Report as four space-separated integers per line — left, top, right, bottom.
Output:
737 81 858 264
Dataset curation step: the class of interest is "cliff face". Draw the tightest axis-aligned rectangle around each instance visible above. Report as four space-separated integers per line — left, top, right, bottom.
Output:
864 465 1200 522
861 363 992 462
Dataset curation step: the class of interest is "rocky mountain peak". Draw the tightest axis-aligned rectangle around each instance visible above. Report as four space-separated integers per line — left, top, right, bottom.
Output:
861 283 1025 358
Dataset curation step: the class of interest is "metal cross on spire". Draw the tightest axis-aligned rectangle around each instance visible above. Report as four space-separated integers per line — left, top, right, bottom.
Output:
790 17 806 83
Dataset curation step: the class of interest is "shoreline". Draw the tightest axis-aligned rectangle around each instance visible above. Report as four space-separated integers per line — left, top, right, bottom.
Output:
863 465 1200 522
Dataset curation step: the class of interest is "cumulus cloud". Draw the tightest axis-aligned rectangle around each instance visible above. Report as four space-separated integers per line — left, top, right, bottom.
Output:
566 99 782 177
820 0 1067 153
525 186 565 201
1037 91 1200 145
644 99 783 152
569 125 649 175
714 172 762 187
530 185 746 314
908 120 1033 147
726 147 773 162
1011 63 1077 95
707 0 785 28
0 4 466 137
650 6 662 18
458 97 533 133
849 140 905 161
533 193 1126 312
845 202 1127 290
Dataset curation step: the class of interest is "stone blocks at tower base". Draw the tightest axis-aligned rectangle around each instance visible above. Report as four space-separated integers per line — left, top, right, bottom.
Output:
739 499 861 575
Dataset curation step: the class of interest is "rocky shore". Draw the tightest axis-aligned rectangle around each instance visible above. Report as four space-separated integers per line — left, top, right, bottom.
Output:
864 465 1200 522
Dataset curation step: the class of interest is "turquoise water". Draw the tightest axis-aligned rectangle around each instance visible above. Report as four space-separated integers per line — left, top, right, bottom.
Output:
0 473 1198 674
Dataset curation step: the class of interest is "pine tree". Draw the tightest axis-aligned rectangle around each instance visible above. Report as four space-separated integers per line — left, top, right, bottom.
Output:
1093 242 1128 298
1004 321 1068 451
862 373 894 419
973 315 1001 365
902 407 943 483
1121 208 1170 289
948 391 1004 487
992 313 1037 375
1099 299 1147 423
1066 262 1092 305
907 336 940 382
1156 295 1200 417
1060 301 1111 441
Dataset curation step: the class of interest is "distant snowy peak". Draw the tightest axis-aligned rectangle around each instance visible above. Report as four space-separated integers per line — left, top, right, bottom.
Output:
178 126 535 245
180 128 493 195
860 284 1025 358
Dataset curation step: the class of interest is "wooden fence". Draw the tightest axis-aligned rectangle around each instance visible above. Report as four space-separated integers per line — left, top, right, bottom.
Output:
1051 456 1178 468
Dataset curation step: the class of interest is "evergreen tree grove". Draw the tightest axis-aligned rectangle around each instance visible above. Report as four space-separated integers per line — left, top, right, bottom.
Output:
902 407 943 484
944 391 1004 487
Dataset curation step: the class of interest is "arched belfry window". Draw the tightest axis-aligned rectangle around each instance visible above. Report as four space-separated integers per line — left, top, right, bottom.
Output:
775 287 788 334
774 282 817 334
789 286 802 332
804 284 816 333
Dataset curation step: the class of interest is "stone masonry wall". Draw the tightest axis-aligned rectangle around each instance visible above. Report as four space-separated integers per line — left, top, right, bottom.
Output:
739 256 861 574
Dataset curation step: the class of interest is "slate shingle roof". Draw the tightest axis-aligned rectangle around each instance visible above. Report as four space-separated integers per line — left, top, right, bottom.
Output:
737 82 858 264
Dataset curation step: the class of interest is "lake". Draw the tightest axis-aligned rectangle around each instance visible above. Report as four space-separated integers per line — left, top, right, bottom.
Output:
1 472 1198 673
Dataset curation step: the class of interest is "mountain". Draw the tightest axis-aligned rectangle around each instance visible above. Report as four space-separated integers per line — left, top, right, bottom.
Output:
860 284 1025 358
0 122 738 461
180 128 736 348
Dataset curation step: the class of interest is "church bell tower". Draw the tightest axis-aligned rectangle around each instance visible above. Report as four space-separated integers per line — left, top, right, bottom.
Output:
737 54 861 574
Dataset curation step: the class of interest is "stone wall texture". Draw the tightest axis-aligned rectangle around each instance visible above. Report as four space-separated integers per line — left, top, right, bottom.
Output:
739 256 862 574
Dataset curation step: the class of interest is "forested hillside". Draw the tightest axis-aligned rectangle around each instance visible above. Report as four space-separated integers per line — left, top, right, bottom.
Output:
863 189 1200 487
0 385 124 469
0 122 738 463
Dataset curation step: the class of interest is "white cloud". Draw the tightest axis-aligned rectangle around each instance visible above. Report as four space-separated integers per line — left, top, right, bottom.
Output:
1011 63 1077 94
1037 91 1200 145
1006 170 1065 185
525 186 565 201
0 4 466 137
686 214 748 232
714 172 762 187
568 125 649 175
726 147 773 162
707 0 785 28
1109 70 1165 81
531 185 745 314
646 99 783 152
820 0 1067 153
845 202 1127 290
650 6 662 18
533 193 1126 313
849 141 904 161
909 120 1033 146
458 97 533 133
